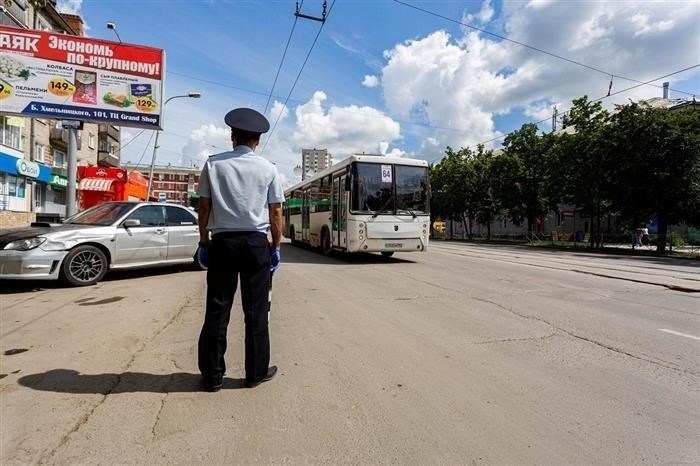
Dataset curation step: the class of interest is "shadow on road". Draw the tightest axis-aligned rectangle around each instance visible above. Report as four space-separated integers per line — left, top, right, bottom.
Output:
281 243 417 265
18 369 248 393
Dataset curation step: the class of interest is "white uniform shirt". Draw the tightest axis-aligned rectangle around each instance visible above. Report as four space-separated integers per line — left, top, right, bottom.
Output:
198 145 285 234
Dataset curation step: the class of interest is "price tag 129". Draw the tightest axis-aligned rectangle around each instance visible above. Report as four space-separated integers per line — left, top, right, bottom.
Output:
135 97 158 112
48 78 75 97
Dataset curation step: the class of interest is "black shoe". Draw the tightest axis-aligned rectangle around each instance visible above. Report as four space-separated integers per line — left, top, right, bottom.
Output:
201 377 223 392
245 365 277 388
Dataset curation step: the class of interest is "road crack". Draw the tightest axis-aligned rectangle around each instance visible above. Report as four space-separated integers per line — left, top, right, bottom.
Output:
472 297 695 376
39 295 194 464
476 333 558 344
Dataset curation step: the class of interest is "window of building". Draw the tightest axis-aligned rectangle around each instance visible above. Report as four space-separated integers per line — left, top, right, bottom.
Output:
0 116 22 150
53 149 67 168
88 133 96 149
33 143 45 163
53 189 66 205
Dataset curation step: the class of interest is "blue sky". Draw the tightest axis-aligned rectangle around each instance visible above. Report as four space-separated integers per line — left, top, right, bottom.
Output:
57 0 700 185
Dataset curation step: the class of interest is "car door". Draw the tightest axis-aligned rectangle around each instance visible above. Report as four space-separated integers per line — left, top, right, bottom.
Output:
164 206 199 260
114 205 168 264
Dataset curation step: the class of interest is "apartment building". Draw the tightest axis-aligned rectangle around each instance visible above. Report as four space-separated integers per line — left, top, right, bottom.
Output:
122 163 200 207
301 148 333 180
0 1 121 227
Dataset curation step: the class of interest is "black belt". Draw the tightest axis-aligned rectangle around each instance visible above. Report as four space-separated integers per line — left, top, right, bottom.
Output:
212 231 265 239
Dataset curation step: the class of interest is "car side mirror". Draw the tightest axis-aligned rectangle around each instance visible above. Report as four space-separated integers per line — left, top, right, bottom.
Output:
123 219 141 228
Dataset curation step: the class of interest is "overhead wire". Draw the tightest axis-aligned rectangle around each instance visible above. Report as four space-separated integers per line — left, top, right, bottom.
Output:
264 1 303 114
462 64 700 153
260 0 337 156
392 0 695 97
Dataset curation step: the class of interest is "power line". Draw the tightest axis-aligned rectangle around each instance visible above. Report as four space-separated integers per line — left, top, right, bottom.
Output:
464 64 700 152
265 1 303 114
261 0 337 155
392 0 695 97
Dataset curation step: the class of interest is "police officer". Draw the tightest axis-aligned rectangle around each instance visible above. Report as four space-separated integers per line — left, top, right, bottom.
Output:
196 107 285 392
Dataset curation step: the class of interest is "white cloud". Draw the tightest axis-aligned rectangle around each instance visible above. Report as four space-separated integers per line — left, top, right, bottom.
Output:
464 0 495 25
378 0 699 157
181 124 231 167
292 90 401 157
56 0 82 14
362 75 379 88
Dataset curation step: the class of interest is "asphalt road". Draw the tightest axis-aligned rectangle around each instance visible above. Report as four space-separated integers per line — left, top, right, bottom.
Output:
1 241 698 465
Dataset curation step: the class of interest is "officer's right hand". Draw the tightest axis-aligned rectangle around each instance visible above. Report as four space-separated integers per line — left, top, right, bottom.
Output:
270 247 281 276
197 243 209 269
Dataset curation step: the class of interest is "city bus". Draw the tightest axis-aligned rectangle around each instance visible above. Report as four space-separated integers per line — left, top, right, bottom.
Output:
283 155 430 257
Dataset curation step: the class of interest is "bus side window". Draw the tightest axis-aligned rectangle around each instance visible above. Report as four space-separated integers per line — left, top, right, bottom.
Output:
344 176 351 191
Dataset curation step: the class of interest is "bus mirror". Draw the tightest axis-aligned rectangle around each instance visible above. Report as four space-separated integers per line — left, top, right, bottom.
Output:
344 177 351 191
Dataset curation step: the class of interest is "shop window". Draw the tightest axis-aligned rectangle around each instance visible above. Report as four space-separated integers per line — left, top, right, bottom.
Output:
8 175 25 198
53 189 66 205
0 116 22 150
33 143 45 163
53 149 67 169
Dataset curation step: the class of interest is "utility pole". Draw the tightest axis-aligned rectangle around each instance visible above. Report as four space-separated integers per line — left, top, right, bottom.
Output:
551 106 558 132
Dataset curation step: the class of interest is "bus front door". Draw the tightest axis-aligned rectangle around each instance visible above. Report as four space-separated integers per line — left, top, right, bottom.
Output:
333 176 347 249
302 189 310 242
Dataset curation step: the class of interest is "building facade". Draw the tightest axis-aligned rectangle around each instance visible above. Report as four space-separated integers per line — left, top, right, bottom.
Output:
301 148 332 180
0 1 121 227
122 163 200 206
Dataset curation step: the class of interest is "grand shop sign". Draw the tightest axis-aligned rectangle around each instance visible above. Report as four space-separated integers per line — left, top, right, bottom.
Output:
0 25 165 129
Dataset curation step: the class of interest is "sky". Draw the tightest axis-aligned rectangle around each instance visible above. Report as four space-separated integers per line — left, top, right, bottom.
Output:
56 0 700 187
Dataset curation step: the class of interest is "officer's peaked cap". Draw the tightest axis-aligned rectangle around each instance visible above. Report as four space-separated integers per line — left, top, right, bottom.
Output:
224 108 270 134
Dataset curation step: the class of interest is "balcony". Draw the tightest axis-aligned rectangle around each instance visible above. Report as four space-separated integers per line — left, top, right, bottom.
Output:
97 150 120 167
49 128 82 150
98 124 120 143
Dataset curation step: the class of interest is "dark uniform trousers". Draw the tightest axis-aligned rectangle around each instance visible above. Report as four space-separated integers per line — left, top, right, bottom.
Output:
198 231 271 385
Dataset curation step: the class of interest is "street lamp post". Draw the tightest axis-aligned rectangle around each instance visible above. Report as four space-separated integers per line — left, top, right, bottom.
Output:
146 92 201 200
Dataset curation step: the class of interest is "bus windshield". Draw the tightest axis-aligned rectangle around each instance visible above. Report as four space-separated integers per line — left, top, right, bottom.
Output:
351 162 429 215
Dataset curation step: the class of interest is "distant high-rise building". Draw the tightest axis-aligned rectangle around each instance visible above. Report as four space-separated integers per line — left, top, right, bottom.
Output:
301 148 332 180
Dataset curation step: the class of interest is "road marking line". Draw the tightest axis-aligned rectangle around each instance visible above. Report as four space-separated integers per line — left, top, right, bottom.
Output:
659 329 700 341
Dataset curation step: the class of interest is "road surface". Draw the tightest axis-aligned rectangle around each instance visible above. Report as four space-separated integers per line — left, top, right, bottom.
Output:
1 241 698 464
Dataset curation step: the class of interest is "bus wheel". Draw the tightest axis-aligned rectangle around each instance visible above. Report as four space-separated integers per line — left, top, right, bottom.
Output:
289 225 297 246
321 228 332 256
381 251 395 258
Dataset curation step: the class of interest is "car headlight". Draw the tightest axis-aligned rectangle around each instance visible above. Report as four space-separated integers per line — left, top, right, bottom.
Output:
4 237 47 251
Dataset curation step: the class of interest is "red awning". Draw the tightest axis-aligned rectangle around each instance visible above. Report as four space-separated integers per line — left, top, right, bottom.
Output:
78 178 116 192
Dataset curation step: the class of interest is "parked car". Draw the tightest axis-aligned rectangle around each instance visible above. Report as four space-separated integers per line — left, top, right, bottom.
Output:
0 201 203 286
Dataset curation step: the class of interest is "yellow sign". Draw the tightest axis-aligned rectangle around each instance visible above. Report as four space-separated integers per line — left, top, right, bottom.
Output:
0 81 12 100
134 96 158 113
47 78 76 97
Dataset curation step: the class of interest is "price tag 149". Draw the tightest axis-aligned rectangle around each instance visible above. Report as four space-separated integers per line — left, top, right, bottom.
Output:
48 78 75 97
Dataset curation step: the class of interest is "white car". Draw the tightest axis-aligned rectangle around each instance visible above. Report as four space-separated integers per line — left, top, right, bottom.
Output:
0 201 202 286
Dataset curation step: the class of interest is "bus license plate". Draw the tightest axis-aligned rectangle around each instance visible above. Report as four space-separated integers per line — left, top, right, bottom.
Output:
385 243 403 248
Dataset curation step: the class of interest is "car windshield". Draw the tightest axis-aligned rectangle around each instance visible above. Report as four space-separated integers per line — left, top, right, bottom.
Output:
63 203 136 226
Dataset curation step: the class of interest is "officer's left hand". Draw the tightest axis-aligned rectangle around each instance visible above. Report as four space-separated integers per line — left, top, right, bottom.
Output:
270 248 281 276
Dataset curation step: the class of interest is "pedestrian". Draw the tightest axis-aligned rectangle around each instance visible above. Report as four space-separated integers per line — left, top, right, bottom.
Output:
196 107 285 392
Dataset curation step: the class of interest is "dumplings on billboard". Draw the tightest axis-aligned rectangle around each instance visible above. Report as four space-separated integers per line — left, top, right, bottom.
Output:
0 55 31 81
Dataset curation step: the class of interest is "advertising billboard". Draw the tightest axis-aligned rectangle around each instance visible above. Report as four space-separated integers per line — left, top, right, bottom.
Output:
0 25 165 129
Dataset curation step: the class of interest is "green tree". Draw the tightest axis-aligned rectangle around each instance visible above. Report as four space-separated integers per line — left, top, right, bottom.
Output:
492 123 555 236
429 148 470 238
559 96 610 247
604 102 700 252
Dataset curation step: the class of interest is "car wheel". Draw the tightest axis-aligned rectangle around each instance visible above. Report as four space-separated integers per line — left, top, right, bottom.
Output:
60 245 109 286
321 228 332 256
381 251 395 258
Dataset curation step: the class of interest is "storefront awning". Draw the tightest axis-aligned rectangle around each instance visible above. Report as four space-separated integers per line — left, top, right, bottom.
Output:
78 178 115 192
